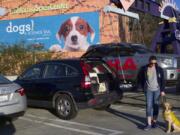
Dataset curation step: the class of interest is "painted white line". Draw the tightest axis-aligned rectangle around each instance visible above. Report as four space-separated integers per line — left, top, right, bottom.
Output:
109 132 123 135
112 104 180 113
124 92 144 96
20 117 104 135
139 109 145 112
25 114 124 135
111 105 123 110
111 105 145 113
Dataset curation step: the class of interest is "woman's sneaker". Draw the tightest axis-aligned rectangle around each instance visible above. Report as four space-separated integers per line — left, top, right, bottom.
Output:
152 122 158 128
144 125 152 131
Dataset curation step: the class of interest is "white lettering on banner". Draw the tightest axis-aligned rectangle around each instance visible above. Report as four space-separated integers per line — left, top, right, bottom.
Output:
6 20 34 35
11 4 69 14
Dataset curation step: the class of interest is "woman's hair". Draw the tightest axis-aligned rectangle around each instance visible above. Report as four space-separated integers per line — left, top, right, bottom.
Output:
149 55 157 61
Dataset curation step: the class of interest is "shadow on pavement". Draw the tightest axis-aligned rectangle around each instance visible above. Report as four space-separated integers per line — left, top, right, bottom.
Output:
106 108 166 131
115 101 146 108
124 94 145 102
166 96 180 102
115 92 146 108
0 118 16 135
107 107 146 129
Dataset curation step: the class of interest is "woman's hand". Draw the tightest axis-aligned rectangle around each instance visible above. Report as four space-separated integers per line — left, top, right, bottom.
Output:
161 91 165 96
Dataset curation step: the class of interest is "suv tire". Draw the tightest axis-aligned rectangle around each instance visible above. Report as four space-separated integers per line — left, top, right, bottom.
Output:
55 94 77 120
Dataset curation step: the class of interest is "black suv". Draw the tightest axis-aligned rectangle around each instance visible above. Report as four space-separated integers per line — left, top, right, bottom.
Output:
15 58 123 120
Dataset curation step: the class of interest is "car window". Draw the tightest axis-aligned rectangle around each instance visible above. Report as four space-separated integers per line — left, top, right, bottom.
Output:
86 51 103 58
66 66 79 76
85 61 111 74
131 45 153 54
44 64 65 78
83 48 107 58
21 65 42 80
44 64 78 78
118 46 135 56
0 75 12 84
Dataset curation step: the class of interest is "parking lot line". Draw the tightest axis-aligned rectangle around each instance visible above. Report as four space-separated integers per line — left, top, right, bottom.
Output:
22 114 124 135
20 117 104 135
112 104 180 114
111 105 145 113
108 133 123 135
124 93 144 96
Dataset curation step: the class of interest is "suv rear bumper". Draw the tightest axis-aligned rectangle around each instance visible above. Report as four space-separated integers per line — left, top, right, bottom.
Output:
77 91 122 109
166 80 178 86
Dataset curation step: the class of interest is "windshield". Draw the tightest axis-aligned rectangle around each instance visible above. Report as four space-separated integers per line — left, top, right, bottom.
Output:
131 45 153 54
0 75 12 84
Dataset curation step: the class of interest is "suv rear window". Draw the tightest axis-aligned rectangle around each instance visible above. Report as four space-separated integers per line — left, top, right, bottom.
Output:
85 61 111 74
84 61 115 79
83 60 116 93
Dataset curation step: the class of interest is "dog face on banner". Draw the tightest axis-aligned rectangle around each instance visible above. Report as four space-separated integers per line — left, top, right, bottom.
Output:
57 16 95 51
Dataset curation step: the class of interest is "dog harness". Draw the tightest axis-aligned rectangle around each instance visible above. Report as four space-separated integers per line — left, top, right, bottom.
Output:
165 111 180 127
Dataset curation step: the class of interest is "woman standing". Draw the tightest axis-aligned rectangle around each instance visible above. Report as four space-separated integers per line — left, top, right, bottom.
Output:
140 55 165 130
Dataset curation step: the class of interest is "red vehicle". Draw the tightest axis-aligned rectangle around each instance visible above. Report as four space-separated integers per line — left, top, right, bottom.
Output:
83 43 180 91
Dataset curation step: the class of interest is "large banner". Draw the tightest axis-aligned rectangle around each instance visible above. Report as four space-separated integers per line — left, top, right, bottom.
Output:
0 12 99 52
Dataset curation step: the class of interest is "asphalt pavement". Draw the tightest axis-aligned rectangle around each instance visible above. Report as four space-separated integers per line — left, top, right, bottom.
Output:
0 87 179 135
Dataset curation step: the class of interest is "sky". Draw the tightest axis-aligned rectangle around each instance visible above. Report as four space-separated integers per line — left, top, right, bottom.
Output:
175 0 180 9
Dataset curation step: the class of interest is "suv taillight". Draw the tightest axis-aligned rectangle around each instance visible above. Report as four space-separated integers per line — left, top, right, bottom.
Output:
15 88 25 96
80 61 91 89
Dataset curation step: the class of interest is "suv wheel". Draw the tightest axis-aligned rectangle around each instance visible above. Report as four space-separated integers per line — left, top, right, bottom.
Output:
55 94 77 120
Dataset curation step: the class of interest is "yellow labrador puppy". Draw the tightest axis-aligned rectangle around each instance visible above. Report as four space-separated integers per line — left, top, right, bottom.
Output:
163 102 180 133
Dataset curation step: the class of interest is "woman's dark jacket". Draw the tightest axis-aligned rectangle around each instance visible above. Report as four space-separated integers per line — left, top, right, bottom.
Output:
139 64 165 92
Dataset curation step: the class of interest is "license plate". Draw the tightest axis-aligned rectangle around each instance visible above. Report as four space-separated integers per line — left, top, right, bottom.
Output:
0 95 8 102
119 84 133 89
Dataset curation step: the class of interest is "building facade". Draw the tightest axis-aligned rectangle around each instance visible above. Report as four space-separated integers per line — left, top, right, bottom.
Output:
0 0 133 57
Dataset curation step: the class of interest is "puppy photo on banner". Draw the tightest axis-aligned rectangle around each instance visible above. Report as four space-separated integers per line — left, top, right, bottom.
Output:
56 16 95 52
50 12 99 52
0 12 99 53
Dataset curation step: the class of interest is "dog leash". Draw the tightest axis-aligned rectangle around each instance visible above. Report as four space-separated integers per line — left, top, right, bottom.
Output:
160 95 167 105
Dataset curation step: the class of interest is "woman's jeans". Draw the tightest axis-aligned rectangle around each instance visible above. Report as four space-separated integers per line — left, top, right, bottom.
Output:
145 90 160 120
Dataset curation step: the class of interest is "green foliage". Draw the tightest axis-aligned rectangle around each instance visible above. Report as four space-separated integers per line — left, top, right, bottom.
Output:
130 12 162 48
0 42 52 75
